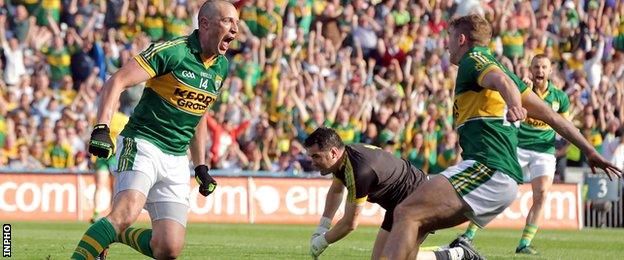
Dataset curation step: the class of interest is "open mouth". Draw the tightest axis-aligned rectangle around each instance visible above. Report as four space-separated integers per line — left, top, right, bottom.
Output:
534 75 545 81
219 35 235 51
223 35 235 43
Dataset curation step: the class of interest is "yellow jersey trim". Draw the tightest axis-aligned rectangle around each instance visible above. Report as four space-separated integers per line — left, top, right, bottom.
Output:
202 55 217 69
134 55 156 77
476 64 497 86
354 197 368 204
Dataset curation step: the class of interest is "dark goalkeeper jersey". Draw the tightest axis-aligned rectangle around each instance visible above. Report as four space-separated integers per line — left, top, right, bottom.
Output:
332 143 427 210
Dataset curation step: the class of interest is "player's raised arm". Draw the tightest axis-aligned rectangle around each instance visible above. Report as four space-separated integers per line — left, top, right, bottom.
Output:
88 59 152 158
522 91 622 180
96 59 152 126
480 68 527 123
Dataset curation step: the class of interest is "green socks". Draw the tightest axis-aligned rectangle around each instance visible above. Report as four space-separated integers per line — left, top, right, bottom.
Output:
116 227 154 258
518 224 538 248
463 222 479 240
71 218 117 260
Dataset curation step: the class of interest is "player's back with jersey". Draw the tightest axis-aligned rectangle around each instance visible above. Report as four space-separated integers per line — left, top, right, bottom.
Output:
334 144 427 209
453 46 529 183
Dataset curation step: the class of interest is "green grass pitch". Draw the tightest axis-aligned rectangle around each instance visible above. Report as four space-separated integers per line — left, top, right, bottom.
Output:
7 221 624 259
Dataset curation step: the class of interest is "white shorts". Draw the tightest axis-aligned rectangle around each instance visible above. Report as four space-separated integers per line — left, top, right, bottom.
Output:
113 136 191 223
440 160 518 228
517 147 556 183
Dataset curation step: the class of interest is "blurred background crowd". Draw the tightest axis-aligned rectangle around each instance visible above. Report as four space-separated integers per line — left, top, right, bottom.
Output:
0 0 623 179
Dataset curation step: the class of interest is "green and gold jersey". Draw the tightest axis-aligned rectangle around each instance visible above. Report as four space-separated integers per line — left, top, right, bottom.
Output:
501 31 524 58
332 121 360 144
121 30 229 155
518 82 570 154
241 6 258 37
44 143 74 168
292 0 313 33
304 118 331 134
433 148 457 174
36 0 61 26
453 46 530 183
256 9 282 38
165 16 189 40
142 15 165 41
41 46 71 82
407 148 429 172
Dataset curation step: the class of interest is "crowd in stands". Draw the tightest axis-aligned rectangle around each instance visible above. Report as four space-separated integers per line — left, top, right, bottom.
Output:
0 0 623 178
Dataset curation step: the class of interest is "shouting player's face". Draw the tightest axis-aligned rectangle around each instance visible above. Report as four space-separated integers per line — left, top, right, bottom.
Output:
530 57 551 88
307 144 340 175
200 3 239 55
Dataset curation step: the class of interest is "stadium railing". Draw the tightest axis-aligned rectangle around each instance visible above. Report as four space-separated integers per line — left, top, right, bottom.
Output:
564 168 624 228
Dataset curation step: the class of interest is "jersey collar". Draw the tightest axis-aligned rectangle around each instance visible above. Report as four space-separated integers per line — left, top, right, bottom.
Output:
536 81 554 99
460 45 490 63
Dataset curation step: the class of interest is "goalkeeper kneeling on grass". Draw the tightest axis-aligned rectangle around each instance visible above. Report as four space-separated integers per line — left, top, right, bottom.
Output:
305 127 484 260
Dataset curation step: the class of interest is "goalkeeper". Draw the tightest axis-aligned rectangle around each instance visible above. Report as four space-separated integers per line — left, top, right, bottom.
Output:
305 127 483 260
71 1 239 259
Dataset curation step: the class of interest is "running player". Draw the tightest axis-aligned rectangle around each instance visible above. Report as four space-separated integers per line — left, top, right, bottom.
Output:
459 54 570 254
382 14 621 260
71 1 239 259
306 127 483 260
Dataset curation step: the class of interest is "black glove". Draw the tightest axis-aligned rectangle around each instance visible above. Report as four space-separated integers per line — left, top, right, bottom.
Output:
195 165 217 197
88 124 114 159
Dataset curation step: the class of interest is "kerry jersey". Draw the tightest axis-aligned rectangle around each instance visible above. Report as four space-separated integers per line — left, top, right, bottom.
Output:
121 30 228 155
518 81 570 154
453 46 530 183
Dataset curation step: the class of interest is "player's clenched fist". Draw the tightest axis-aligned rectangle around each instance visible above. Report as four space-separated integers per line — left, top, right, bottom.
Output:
88 124 114 158
310 233 329 258
506 106 527 123
195 165 217 197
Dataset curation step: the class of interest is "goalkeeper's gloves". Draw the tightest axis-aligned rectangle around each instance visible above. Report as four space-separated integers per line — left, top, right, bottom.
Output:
309 232 329 258
312 217 332 238
88 124 114 158
195 165 217 197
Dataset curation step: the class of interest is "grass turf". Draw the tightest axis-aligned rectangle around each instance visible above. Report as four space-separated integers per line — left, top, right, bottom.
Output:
7 221 624 259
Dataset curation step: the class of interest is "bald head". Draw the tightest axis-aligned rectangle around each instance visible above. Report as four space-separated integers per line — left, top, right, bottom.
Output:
198 0 235 21
196 0 239 56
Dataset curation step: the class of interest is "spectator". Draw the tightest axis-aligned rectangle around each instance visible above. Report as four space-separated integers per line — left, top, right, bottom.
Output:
0 15 26 86
0 0 622 176
206 113 251 168
43 125 74 169
8 143 44 170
